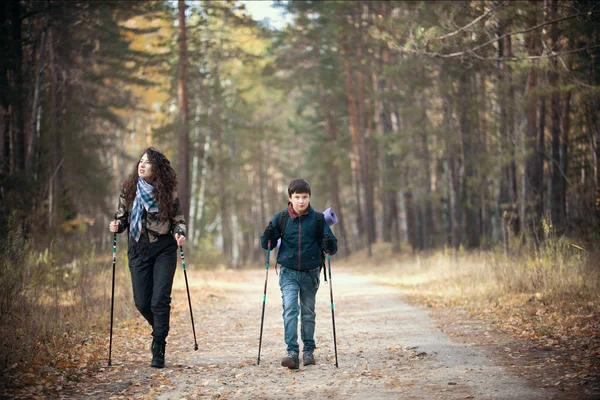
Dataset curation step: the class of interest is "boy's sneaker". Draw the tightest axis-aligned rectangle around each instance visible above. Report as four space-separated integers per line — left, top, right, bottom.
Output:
302 351 315 366
281 352 299 369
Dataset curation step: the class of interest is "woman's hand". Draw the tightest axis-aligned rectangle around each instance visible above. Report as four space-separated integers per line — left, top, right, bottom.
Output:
109 220 119 233
175 233 186 247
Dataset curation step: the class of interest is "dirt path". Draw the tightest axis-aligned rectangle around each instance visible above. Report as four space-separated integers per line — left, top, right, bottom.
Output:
61 267 556 399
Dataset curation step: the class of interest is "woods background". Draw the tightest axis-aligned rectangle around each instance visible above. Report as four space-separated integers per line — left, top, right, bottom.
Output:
1 0 599 387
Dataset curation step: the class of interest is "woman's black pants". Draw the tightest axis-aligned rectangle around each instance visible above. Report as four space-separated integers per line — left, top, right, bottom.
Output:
128 234 177 343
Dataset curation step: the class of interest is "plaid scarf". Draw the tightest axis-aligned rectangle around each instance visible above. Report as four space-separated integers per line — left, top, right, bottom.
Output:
130 178 159 242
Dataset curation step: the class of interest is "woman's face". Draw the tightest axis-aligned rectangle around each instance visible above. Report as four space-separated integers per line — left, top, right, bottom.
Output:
138 153 154 181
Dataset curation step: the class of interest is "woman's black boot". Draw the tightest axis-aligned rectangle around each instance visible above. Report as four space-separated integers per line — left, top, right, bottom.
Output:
151 339 166 368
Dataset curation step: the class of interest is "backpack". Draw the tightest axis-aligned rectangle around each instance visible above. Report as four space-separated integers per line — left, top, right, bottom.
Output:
277 210 328 282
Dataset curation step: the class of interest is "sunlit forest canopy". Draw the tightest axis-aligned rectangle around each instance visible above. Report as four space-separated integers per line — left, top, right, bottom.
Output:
1 0 599 267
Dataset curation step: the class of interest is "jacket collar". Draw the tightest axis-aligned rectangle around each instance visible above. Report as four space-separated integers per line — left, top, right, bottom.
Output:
287 202 313 219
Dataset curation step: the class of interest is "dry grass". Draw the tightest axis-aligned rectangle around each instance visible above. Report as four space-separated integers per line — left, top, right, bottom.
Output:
0 240 135 390
338 239 600 306
0 231 233 395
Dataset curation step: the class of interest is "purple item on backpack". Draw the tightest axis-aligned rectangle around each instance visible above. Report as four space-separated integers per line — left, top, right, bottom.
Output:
323 207 338 227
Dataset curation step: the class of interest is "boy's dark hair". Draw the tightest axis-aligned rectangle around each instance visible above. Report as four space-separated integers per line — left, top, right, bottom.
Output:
288 179 311 196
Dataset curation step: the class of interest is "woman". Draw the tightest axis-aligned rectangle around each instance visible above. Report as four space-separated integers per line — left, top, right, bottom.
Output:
109 147 186 368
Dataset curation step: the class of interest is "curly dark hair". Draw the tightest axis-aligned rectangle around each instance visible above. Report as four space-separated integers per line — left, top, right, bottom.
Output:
122 147 178 222
288 179 311 196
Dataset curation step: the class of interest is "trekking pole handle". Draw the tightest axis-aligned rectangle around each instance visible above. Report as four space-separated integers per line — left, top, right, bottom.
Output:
179 245 186 270
266 240 271 266
112 213 117 253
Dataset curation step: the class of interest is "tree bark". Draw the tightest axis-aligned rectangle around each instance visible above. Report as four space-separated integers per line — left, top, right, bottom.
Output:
548 0 563 233
561 73 571 230
357 3 376 248
188 102 201 245
420 126 434 249
342 43 365 248
48 22 61 229
213 74 232 264
459 70 480 248
177 0 190 223
1 0 25 174
404 189 419 251
524 2 542 240
0 2 7 175
440 64 461 248
320 83 351 256
27 29 46 171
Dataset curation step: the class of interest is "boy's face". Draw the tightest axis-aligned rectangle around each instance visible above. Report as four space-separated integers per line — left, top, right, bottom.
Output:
289 192 310 214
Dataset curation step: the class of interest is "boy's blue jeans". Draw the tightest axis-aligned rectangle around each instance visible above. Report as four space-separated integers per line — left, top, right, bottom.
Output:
278 267 321 354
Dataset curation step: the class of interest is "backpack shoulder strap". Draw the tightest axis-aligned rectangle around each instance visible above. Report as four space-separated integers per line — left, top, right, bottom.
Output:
315 211 325 242
277 210 289 237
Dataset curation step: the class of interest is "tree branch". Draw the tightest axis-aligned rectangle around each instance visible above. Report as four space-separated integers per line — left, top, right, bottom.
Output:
435 1 511 40
470 44 600 62
391 8 600 60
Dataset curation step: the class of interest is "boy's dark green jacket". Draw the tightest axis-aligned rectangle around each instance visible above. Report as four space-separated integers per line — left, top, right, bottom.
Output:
261 205 338 271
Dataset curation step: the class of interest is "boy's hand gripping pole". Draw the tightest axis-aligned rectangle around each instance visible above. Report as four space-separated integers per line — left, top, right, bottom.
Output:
108 213 117 366
180 246 199 351
327 254 339 367
257 240 271 365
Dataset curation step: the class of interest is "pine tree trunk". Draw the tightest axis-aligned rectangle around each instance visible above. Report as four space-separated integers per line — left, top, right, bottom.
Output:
193 128 211 245
188 102 201 245
404 189 418 251
524 3 542 240
342 43 364 247
213 74 232 263
1 0 25 174
561 79 571 230
374 38 399 248
419 94 435 249
459 71 480 248
440 65 461 248
549 0 563 233
11 0 24 172
373 65 388 242
356 3 376 249
177 0 190 223
478 72 491 246
320 83 350 257
27 29 46 171
0 2 9 176
48 23 61 229
390 100 402 252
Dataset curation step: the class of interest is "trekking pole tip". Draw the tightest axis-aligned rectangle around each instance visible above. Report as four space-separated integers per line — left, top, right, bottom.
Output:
194 344 198 351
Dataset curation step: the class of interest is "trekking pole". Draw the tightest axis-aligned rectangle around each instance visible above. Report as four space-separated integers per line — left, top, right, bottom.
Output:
327 254 339 367
257 240 271 365
108 213 117 366
179 245 199 351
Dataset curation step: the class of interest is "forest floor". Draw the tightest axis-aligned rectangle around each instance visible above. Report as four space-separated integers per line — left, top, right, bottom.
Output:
2 254 599 399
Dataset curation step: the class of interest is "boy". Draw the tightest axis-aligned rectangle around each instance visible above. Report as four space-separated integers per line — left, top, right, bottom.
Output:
261 179 338 369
